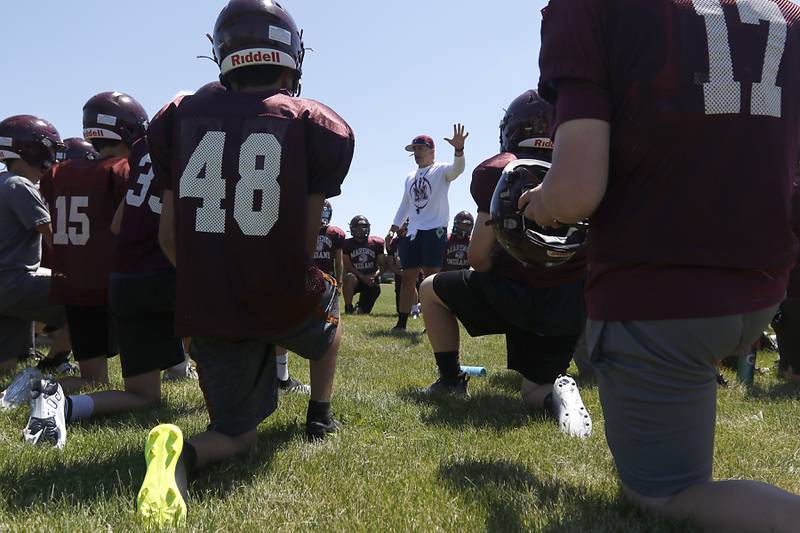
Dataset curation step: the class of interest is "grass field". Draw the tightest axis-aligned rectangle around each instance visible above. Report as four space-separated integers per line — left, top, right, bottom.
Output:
1 287 799 532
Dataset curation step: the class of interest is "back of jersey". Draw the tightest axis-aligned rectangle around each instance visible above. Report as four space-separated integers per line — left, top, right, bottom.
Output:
149 83 354 338
539 0 800 319
41 157 129 305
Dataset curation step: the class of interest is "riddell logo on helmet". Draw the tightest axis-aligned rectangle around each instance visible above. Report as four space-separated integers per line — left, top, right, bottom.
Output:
84 128 107 138
231 51 281 67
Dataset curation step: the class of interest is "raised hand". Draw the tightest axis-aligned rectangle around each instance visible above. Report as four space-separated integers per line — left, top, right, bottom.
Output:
444 123 469 151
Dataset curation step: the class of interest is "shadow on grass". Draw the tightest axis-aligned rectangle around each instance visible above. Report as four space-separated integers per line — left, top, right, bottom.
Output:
368 329 426 345
398 387 532 430
438 459 697 533
0 422 297 511
744 381 800 401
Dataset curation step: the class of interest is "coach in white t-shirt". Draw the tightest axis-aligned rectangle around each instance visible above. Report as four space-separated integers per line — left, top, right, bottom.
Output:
386 124 468 331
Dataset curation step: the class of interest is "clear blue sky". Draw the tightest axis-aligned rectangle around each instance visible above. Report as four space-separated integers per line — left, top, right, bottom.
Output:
0 0 548 234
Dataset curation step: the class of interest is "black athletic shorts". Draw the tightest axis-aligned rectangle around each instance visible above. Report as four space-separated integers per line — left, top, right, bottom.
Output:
432 269 585 384
64 304 117 362
109 270 185 378
354 278 381 314
773 298 800 373
191 277 340 436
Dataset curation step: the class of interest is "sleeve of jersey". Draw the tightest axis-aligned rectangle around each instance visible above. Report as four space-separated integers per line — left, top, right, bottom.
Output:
9 176 51 229
306 104 355 199
148 103 177 192
538 0 612 132
470 164 499 214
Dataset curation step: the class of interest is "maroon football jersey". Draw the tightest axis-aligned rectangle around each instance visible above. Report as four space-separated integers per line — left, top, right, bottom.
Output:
40 157 129 305
442 234 471 272
313 225 345 276
471 152 586 288
149 83 354 337
343 236 385 276
539 0 800 320
789 181 800 298
113 137 173 274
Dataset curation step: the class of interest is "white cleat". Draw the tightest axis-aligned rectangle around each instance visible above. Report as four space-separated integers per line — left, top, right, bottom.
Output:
23 378 67 449
162 361 198 382
552 375 592 438
410 303 421 319
1 368 42 410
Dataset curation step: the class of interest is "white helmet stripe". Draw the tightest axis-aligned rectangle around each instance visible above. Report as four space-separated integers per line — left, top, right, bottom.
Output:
0 149 21 160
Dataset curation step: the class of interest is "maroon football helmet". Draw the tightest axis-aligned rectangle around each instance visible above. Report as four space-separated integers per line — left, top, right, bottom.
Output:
321 200 333 226
0 115 64 170
211 0 305 94
83 91 149 146
499 90 554 153
490 159 587 268
349 215 370 240
453 211 474 238
63 137 99 161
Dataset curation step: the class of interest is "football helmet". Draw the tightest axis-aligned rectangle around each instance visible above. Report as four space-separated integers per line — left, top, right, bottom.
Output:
0 115 64 170
63 138 98 161
452 211 474 238
490 159 587 268
499 90 554 153
321 200 332 226
349 215 370 240
211 0 304 94
83 91 149 146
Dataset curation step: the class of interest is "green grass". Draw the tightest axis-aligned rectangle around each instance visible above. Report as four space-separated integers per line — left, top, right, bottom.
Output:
1 287 799 532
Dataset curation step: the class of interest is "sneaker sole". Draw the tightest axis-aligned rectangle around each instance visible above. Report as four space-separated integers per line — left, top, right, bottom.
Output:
136 424 187 528
554 377 592 438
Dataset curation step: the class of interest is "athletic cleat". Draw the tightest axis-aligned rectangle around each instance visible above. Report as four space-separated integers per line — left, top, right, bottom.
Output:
424 372 469 396
163 361 198 382
23 378 67 448
136 424 188 528
1 367 42 410
551 375 592 438
344 304 355 315
410 303 421 319
278 375 311 395
391 324 407 333
306 415 340 442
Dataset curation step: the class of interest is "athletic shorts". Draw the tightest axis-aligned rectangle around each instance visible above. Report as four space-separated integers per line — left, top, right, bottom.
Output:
586 305 777 498
773 298 800 373
109 271 185 378
191 277 339 436
398 227 447 270
0 268 65 362
432 269 585 384
65 305 117 362
353 278 381 314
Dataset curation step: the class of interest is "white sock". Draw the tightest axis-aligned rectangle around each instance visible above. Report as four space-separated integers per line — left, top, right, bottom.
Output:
68 395 94 422
276 351 289 382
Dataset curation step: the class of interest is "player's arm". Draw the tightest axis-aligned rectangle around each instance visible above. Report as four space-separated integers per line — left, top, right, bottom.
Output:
375 252 386 280
343 252 359 278
36 222 54 249
110 201 125 235
519 119 609 225
389 184 411 241
306 193 326 255
334 248 344 285
468 212 495 272
158 190 177 267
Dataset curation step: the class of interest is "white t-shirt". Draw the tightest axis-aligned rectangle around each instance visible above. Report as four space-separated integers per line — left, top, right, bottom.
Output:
392 156 465 237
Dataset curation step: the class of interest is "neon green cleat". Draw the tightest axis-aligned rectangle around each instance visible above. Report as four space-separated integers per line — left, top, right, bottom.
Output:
136 424 188 528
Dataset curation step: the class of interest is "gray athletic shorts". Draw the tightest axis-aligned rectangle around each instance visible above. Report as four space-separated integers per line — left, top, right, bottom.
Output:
586 305 777 498
191 278 339 436
0 268 65 362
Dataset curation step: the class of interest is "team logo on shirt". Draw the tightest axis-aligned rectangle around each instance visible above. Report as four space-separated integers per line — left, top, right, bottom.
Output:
411 177 431 214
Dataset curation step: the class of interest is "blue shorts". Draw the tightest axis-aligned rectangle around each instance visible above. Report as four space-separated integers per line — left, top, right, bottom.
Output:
398 227 448 269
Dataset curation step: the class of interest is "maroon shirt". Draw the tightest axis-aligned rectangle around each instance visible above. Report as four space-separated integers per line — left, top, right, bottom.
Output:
314 225 345 276
789 182 800 298
343 236 384 276
539 0 800 320
442 234 471 271
149 83 354 337
114 137 173 274
40 157 129 305
471 152 586 288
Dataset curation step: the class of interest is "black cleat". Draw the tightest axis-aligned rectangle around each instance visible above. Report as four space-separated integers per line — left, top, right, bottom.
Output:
306 416 340 442
424 372 469 396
